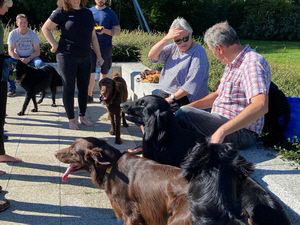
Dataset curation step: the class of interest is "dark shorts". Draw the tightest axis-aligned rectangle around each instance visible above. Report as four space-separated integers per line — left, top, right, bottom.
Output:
91 45 112 74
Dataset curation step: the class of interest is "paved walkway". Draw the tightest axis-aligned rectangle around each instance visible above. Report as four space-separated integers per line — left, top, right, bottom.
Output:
0 94 141 225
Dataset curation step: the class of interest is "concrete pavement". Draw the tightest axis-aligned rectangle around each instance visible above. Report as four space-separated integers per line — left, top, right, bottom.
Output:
0 94 141 225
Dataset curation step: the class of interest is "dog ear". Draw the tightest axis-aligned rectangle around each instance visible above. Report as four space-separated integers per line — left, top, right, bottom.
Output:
181 141 211 180
85 148 112 166
221 143 255 177
156 110 172 150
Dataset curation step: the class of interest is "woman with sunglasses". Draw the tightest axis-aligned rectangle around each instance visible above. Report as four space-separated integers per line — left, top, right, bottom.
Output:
128 17 209 154
148 17 209 111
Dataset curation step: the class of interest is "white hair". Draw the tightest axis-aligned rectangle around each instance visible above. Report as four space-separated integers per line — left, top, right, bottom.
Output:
170 17 193 34
3 0 13 7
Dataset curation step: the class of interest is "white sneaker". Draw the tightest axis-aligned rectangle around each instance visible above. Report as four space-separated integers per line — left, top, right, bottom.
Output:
69 118 79 130
79 116 93 126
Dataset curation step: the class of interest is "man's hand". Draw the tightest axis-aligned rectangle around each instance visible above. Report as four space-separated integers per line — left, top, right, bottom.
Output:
210 127 226 144
20 57 31 64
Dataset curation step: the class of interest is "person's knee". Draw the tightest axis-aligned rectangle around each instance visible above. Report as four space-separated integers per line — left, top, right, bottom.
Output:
175 107 191 125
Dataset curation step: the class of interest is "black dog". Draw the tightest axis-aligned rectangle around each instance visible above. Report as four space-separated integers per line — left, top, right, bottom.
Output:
182 142 291 225
121 95 197 167
261 82 290 145
15 60 62 116
99 76 128 144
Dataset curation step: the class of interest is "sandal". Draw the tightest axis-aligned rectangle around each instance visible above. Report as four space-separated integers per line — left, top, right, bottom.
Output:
128 145 143 154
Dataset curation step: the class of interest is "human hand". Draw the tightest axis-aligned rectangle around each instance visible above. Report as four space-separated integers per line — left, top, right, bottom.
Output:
209 127 226 144
97 56 104 67
20 57 30 64
164 28 186 41
165 96 173 104
50 43 58 53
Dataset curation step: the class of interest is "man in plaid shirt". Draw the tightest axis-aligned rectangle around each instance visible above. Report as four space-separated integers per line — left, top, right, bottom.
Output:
175 21 271 149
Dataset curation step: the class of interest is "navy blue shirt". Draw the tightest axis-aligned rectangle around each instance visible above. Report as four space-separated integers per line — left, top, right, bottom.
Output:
49 7 94 57
89 6 119 46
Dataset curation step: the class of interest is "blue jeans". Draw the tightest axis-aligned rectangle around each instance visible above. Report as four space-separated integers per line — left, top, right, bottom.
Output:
175 107 258 149
8 57 44 92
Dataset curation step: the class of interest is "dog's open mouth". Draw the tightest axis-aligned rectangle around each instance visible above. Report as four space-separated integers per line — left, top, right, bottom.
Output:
62 163 82 183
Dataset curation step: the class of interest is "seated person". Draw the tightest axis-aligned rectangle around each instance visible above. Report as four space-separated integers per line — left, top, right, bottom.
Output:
7 13 44 97
128 17 209 153
175 21 271 149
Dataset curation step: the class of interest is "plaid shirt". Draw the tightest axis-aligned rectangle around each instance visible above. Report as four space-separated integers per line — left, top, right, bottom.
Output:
212 45 271 134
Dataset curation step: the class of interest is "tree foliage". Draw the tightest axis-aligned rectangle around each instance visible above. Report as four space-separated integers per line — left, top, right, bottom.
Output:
1 0 299 40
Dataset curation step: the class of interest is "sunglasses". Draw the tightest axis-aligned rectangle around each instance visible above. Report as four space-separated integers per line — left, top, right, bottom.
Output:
174 35 190 45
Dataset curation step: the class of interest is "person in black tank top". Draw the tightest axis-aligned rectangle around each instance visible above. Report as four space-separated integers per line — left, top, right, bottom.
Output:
42 0 104 130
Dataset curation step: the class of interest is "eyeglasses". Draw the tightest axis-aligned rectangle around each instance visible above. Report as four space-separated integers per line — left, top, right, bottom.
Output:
174 35 190 45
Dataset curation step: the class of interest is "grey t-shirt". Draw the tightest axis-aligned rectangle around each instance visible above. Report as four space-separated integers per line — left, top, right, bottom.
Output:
156 43 209 102
7 28 40 57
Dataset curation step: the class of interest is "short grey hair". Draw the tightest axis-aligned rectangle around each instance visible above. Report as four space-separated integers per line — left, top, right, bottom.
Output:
170 17 193 34
204 21 239 48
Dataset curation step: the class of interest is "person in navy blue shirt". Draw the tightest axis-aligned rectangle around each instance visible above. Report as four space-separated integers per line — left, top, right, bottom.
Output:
87 0 120 103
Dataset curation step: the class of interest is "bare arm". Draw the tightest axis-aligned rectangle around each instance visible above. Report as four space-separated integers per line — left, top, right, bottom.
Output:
41 19 58 53
8 43 19 59
148 28 185 61
183 91 219 109
91 30 104 65
210 93 268 143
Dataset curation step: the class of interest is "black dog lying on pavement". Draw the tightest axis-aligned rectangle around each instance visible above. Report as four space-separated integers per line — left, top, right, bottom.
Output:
15 60 62 116
99 76 128 144
182 142 291 225
121 95 197 167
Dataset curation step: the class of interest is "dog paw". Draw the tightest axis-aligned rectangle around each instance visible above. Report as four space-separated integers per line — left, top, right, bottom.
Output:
37 100 42 104
51 103 57 107
115 139 122 145
109 130 115 135
31 109 38 112
17 112 24 116
123 123 129 128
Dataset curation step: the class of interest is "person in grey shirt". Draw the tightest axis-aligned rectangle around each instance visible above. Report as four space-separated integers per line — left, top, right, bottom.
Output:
148 17 209 111
7 13 44 97
128 17 209 153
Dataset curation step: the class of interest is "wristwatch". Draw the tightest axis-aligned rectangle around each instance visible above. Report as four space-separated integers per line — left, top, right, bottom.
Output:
170 94 176 102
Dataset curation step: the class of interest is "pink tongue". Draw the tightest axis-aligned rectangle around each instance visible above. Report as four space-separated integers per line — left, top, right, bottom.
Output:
62 165 73 183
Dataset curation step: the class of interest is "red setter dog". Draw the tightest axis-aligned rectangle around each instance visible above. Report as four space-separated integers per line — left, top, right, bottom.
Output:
55 137 192 225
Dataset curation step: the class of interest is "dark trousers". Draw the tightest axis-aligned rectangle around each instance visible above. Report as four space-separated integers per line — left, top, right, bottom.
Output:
56 53 91 119
0 80 7 155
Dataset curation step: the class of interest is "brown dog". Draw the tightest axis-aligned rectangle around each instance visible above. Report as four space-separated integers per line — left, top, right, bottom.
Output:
99 76 128 144
55 137 192 225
